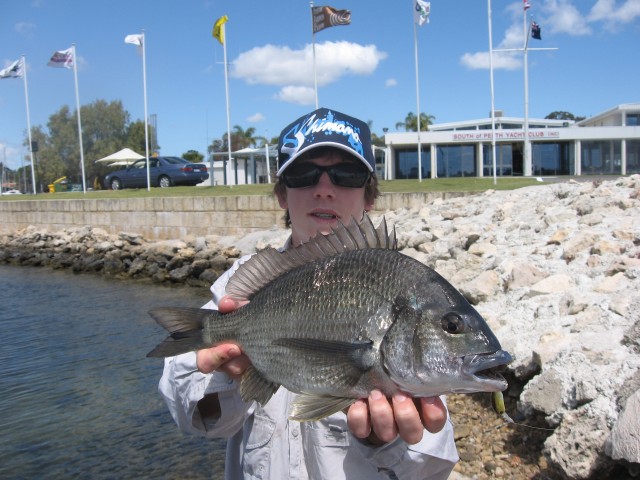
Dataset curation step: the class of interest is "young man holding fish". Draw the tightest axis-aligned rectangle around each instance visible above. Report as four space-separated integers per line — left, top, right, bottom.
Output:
158 108 459 479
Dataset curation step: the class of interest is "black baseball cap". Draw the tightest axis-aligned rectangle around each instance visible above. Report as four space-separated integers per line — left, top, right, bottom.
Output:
276 108 375 176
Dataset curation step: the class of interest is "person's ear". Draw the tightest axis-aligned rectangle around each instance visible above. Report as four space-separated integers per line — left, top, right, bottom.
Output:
276 188 288 209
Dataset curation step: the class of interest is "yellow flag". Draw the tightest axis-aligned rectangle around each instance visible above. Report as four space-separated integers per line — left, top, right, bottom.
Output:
213 15 228 45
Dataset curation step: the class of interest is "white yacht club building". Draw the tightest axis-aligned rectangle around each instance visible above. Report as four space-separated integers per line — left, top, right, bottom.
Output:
205 103 640 185
383 103 640 180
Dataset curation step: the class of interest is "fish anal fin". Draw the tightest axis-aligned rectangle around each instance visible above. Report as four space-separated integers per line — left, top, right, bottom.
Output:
289 394 356 421
240 365 280 406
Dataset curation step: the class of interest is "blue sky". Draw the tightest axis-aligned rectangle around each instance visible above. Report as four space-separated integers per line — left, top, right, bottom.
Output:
1 0 638 169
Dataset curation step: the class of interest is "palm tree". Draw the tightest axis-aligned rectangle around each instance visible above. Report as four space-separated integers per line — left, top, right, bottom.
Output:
395 112 435 132
208 125 258 155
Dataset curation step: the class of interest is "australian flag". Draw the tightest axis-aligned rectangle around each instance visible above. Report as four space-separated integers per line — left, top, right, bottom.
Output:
531 21 542 40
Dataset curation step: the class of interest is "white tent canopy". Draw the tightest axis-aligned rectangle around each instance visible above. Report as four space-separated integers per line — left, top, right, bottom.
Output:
94 148 144 165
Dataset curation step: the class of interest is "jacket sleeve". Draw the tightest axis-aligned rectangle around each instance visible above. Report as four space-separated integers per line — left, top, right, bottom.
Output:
350 411 459 479
157 256 255 437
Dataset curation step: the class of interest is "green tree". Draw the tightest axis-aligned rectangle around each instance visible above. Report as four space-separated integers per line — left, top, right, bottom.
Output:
545 111 586 122
367 120 386 147
125 120 159 156
208 125 258 156
395 112 435 132
27 100 142 189
182 150 204 163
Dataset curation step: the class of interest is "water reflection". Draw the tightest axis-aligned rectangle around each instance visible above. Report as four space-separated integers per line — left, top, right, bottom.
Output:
0 265 225 479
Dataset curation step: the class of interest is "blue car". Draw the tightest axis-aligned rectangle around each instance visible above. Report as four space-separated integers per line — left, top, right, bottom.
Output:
104 156 209 190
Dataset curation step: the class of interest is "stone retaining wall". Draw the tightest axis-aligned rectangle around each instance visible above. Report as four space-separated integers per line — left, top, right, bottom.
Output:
0 192 468 240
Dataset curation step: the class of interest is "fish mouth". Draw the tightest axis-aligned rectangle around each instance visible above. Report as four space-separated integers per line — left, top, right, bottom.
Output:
463 350 513 391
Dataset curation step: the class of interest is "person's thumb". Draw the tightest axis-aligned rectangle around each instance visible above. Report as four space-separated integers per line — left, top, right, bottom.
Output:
196 344 241 373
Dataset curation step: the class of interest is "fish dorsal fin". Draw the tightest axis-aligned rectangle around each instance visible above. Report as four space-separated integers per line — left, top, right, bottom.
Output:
225 214 396 301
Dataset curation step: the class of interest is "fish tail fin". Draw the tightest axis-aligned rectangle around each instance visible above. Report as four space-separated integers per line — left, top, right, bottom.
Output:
146 307 217 357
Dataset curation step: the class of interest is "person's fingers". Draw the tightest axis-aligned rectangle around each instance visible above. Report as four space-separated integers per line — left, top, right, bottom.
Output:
419 396 448 433
391 392 424 445
368 390 397 443
218 354 251 380
218 296 249 314
196 344 241 374
346 399 371 439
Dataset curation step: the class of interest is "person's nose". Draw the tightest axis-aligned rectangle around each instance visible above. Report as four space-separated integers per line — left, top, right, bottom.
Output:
313 171 336 197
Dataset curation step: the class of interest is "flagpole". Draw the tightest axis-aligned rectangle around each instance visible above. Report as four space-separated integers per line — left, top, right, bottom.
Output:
71 45 87 193
21 55 37 194
141 31 151 191
488 0 497 185
413 9 423 182
222 23 233 186
523 10 531 176
265 143 272 184
311 1 319 109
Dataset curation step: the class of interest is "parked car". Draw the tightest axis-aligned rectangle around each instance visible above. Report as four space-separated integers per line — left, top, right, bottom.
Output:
104 156 209 190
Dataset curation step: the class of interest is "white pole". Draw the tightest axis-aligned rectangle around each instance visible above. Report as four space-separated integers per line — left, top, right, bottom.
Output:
413 13 423 182
21 55 37 194
221 25 232 186
523 11 531 176
311 1 319 109
222 23 233 186
71 45 87 193
488 0 497 185
265 143 272 184
141 32 151 191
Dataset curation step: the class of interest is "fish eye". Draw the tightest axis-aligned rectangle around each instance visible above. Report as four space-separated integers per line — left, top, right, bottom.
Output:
441 312 465 334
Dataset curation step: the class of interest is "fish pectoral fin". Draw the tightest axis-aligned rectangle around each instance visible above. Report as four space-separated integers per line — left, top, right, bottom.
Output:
289 394 356 421
240 365 280 406
273 338 376 372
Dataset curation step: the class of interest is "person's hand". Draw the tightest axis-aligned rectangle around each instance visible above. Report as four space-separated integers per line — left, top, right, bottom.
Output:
196 295 250 378
347 390 448 445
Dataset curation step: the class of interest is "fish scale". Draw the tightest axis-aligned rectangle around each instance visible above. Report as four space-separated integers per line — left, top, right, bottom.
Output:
148 215 512 421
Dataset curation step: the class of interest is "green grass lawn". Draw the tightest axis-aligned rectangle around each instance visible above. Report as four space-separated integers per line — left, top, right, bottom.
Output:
3 174 623 201
1 176 554 201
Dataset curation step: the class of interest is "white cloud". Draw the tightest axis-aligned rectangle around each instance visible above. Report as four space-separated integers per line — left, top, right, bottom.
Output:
247 112 265 123
460 13 524 71
231 41 387 104
385 78 397 87
588 0 640 29
15 22 36 38
274 86 316 106
541 0 592 35
460 51 522 71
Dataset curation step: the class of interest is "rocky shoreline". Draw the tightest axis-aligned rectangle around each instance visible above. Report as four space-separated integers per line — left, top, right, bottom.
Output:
2 175 639 479
0 226 243 289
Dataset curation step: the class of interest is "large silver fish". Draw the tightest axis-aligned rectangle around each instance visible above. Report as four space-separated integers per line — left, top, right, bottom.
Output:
148 215 512 421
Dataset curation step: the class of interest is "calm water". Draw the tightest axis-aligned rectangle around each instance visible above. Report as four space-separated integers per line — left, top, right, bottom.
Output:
0 265 226 479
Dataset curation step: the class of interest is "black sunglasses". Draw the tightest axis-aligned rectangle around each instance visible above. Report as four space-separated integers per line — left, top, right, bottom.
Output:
281 162 371 189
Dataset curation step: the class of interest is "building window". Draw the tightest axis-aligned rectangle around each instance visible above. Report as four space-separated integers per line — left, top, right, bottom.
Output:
437 144 476 177
627 140 640 174
394 147 431 179
626 114 639 126
581 140 622 174
482 143 523 176
532 142 575 176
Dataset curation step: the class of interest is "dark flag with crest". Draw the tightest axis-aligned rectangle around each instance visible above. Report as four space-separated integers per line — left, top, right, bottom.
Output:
531 21 542 40
312 6 351 34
